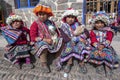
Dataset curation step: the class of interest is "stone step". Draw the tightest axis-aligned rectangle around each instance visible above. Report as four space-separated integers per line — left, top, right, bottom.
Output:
0 58 120 80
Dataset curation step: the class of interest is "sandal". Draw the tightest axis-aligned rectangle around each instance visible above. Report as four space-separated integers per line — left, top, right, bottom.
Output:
105 69 113 77
96 66 103 74
41 62 50 73
53 58 62 71
55 63 62 71
14 63 21 69
64 64 71 73
79 65 87 74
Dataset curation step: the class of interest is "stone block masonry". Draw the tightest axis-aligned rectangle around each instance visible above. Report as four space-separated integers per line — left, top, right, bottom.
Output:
14 0 83 28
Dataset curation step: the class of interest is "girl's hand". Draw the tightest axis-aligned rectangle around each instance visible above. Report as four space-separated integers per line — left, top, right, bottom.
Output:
98 44 104 51
72 42 76 46
43 38 53 44
30 42 35 46
80 38 86 44
35 37 42 41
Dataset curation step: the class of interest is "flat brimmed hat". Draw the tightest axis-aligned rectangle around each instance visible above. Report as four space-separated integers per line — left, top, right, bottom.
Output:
6 14 22 25
91 11 110 26
33 4 53 16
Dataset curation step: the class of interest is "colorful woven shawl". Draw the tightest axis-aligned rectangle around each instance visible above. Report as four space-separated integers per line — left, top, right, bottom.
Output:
36 19 58 39
61 22 79 38
1 26 22 45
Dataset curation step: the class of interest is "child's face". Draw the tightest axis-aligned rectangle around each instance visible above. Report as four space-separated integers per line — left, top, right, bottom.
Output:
94 20 105 30
66 15 76 25
38 12 49 22
11 20 22 29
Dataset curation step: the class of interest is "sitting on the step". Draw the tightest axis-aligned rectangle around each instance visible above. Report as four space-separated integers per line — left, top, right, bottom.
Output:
88 11 119 76
58 8 91 73
1 14 34 69
30 3 63 73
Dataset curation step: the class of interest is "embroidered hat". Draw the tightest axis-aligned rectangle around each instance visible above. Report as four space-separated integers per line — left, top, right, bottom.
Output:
6 13 22 25
62 8 79 18
91 11 110 26
62 8 79 22
33 2 53 16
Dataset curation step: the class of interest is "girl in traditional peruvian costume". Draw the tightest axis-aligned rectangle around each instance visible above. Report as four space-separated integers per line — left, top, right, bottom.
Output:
89 11 119 76
30 3 63 73
59 8 91 73
1 14 33 69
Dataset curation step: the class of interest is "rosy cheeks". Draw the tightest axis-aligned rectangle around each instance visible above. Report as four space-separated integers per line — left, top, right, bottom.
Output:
38 13 48 22
66 17 75 25
94 22 105 30
11 21 22 29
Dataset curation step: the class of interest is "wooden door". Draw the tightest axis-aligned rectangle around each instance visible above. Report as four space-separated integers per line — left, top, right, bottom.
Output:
86 0 119 24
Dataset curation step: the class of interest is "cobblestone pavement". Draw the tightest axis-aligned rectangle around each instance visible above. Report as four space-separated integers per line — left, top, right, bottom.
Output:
0 33 120 80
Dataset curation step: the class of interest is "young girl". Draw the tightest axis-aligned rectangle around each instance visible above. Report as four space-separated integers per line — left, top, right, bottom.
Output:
89 11 119 76
1 14 33 69
59 8 90 73
30 3 63 73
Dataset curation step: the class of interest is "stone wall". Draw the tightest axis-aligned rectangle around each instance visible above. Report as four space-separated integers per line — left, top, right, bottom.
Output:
1 0 16 19
3 0 83 28
15 8 36 28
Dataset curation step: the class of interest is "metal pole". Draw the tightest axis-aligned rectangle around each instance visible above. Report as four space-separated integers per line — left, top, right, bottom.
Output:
82 0 86 25
18 0 20 8
118 0 120 16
